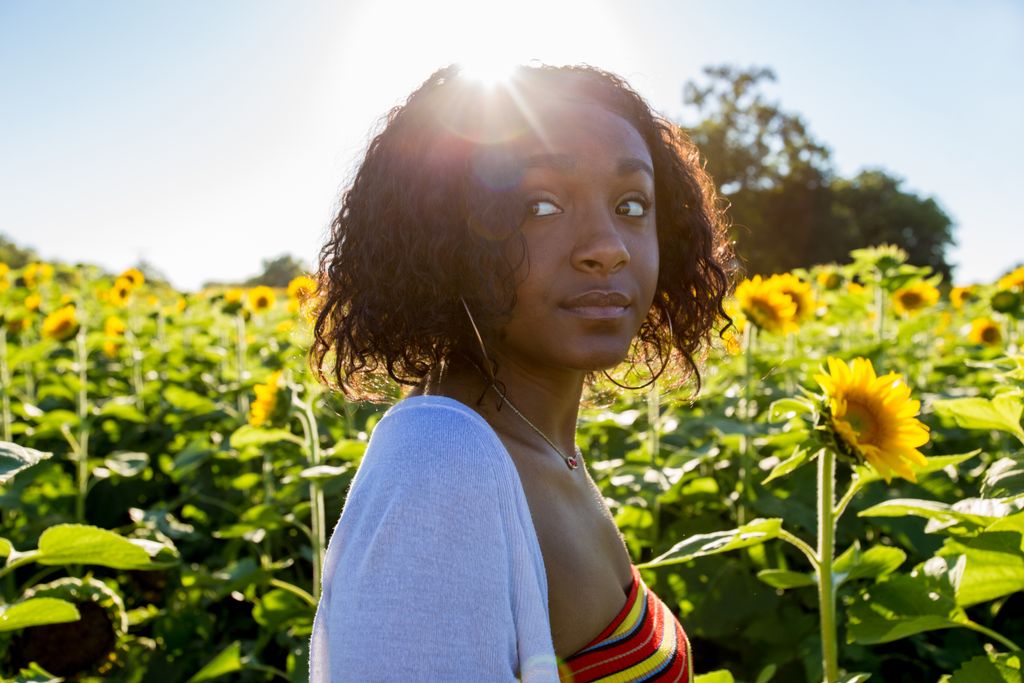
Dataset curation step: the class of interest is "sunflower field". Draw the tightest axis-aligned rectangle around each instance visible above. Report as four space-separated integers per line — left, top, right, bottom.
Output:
0 245 1022 682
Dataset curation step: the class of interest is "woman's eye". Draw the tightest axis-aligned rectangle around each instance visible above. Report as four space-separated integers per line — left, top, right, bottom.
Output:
527 199 561 218
616 198 648 217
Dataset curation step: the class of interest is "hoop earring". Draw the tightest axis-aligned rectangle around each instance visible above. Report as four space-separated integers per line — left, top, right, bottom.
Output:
459 296 505 408
602 311 674 390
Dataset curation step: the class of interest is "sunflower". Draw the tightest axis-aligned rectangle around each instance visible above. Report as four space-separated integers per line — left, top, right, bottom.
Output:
967 317 1002 346
10 576 128 678
118 267 145 288
0 262 9 290
815 357 929 482
249 370 285 427
224 288 243 305
23 262 54 288
892 281 939 316
950 285 977 309
248 286 276 313
287 274 317 302
734 275 799 335
991 289 1020 315
103 339 122 358
771 272 816 321
851 244 908 275
997 265 1024 291
104 315 126 337
24 293 42 312
816 267 843 291
109 278 133 307
42 305 79 342
5 316 29 336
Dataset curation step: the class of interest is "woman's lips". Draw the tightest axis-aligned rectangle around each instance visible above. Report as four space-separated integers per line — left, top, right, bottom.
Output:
560 290 632 320
563 305 629 319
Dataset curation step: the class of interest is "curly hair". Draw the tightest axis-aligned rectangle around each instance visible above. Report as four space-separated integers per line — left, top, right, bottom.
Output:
309 63 735 401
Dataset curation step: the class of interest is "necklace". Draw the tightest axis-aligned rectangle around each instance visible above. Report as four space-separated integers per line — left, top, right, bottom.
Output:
495 386 582 471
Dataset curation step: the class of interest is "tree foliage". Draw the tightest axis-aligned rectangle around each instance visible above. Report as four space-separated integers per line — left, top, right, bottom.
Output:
0 233 38 269
243 254 309 288
682 66 956 278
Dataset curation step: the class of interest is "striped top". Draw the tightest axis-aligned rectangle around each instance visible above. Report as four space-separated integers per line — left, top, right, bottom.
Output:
557 564 693 682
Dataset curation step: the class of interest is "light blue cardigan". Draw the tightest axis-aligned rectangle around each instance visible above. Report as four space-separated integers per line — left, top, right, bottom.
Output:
310 395 561 681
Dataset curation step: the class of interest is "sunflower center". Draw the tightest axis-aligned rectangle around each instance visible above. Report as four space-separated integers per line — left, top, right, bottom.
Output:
981 326 1000 344
843 398 879 444
751 298 780 324
900 292 922 308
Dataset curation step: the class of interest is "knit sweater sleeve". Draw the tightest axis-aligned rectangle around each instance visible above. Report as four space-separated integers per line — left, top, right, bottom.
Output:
310 401 520 682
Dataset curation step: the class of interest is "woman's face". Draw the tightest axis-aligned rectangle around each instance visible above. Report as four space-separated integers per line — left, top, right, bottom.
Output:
489 100 659 377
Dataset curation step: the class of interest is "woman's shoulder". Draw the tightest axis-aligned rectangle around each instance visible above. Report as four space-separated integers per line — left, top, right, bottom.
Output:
354 394 512 496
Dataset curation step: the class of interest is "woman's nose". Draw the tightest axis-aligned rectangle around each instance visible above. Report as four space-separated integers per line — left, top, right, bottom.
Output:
571 205 630 275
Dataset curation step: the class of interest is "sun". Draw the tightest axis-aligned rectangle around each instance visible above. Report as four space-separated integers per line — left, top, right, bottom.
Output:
457 57 519 89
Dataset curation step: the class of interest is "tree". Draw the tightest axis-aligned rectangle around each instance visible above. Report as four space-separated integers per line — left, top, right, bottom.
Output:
680 65 955 278
243 254 309 288
0 233 39 269
832 170 955 280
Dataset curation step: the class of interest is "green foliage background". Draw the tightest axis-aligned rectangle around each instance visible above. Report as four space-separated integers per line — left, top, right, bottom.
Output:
0 249 1021 682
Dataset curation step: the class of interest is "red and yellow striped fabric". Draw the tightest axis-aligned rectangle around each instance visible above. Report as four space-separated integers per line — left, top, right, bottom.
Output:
558 564 693 682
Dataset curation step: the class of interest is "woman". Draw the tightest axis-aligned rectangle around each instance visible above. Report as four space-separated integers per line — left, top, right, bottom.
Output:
308 63 734 681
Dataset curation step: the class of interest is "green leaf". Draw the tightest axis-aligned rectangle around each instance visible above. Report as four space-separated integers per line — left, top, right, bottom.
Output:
0 537 12 558
37 524 170 569
949 512 1024 607
229 472 262 490
9 662 62 683
164 385 217 413
757 569 815 589
948 651 1022 683
0 442 53 485
763 446 816 484
933 394 1024 443
695 672 736 683
186 641 243 683
847 569 969 644
639 519 783 568
97 399 147 423
767 397 815 422
229 425 304 449
859 498 996 536
983 457 1024 498
834 544 906 585
252 588 314 629
103 451 149 477
0 597 81 632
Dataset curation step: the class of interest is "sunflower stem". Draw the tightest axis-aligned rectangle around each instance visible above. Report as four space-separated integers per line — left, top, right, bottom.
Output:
647 380 662 547
295 395 325 601
817 447 839 683
778 529 819 570
0 327 11 442
834 478 864 521
236 312 249 417
21 333 35 402
129 318 145 412
74 324 91 524
739 324 758 524
875 280 886 350
963 618 1022 652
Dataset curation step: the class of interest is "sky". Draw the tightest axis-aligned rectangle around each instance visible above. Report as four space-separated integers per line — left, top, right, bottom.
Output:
1 0 1022 291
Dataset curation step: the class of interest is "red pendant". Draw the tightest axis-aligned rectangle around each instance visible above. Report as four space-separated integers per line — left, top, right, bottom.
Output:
566 455 578 469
